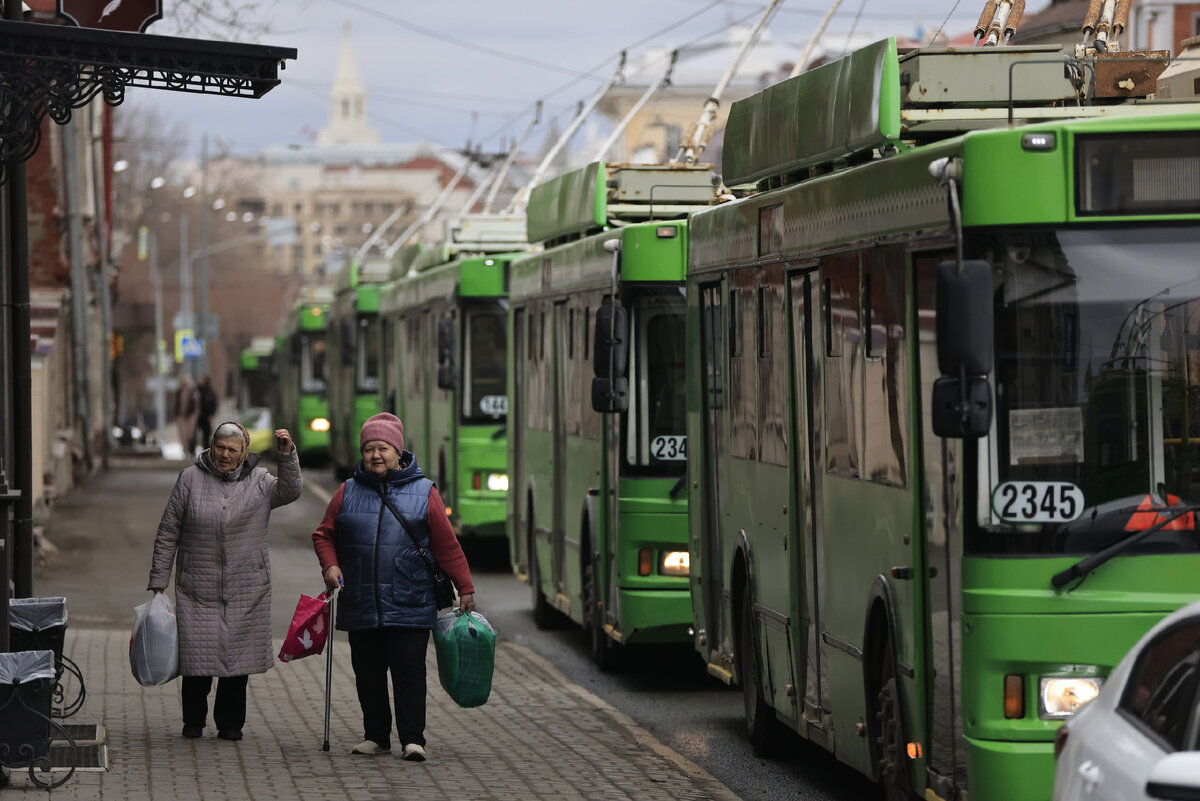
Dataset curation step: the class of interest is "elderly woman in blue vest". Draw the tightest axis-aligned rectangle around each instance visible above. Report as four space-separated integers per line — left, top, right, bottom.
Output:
312 412 475 760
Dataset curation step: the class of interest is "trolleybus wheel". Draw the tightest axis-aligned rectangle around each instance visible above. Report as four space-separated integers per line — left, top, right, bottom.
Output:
584 554 621 671
874 645 912 801
738 579 774 755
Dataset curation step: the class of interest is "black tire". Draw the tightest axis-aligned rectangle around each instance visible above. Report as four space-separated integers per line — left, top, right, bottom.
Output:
874 645 912 801
584 555 621 671
530 521 555 629
738 579 774 755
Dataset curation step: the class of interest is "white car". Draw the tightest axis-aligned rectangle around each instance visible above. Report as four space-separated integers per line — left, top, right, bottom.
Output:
1053 598 1200 801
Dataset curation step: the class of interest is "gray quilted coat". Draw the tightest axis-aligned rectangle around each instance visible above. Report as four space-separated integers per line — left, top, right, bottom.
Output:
148 449 302 677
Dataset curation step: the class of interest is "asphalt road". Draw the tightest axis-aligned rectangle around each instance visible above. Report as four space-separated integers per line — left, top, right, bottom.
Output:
32 457 877 801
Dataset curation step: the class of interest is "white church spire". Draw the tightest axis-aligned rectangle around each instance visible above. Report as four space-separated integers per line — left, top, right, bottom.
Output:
318 21 381 146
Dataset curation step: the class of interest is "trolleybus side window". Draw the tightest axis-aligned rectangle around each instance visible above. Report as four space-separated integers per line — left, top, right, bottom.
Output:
862 248 908 487
824 254 861 477
759 265 787 467
731 272 757 460
581 294 602 441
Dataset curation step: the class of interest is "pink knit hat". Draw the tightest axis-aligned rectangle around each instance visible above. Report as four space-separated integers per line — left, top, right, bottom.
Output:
360 412 405 454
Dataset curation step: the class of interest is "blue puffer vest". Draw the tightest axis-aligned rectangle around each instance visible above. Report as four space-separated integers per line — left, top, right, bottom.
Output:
334 452 438 631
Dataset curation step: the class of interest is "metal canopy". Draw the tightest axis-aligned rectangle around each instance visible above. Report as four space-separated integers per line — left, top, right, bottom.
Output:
0 19 297 183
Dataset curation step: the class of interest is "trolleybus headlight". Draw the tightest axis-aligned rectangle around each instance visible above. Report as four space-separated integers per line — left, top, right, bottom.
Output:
310 417 330 433
486 473 508 492
660 551 690 577
1038 676 1102 719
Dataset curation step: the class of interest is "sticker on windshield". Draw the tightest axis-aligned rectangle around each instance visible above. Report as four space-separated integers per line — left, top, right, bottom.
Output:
992 481 1084 524
479 395 507 416
651 435 687 461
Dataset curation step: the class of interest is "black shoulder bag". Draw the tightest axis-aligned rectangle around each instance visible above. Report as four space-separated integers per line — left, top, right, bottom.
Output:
376 488 457 610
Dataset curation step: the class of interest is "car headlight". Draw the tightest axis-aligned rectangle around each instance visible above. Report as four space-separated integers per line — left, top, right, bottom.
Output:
310 417 330 433
1039 676 1103 719
486 473 509 492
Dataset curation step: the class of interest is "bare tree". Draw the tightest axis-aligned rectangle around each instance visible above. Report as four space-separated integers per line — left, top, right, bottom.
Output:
150 0 317 40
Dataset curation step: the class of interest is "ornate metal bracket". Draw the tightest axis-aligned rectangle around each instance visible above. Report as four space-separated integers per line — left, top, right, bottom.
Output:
0 19 297 185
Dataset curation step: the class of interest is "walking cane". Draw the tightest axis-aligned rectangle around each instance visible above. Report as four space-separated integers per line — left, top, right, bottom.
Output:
322 586 338 751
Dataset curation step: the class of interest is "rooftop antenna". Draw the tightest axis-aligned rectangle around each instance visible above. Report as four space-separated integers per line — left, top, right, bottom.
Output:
592 49 677 162
484 100 542 214
384 156 472 258
506 51 627 215
974 0 1026 46
674 0 785 164
1078 0 1129 55
789 0 844 78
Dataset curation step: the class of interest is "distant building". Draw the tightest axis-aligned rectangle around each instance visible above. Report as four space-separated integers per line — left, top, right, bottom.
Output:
1013 0 1200 53
219 21 491 284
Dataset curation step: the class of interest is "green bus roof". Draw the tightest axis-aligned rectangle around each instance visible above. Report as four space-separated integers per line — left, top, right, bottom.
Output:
526 161 715 244
722 37 1195 188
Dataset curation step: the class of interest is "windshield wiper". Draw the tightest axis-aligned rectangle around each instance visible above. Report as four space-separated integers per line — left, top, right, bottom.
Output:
1051 504 1198 589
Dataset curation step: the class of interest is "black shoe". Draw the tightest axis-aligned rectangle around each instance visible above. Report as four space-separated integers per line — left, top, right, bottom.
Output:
182 725 203 739
217 729 243 741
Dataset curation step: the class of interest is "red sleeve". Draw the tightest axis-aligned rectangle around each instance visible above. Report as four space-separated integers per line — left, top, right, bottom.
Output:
427 486 475 596
311 483 346 573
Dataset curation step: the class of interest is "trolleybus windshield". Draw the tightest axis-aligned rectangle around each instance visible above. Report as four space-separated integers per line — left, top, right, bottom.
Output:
973 225 1200 557
624 287 686 477
462 302 507 423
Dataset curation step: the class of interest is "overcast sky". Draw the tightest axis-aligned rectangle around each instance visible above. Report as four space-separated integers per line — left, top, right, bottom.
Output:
120 0 1012 161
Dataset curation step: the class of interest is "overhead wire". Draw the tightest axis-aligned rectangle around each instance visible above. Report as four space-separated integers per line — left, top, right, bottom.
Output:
329 0 595 78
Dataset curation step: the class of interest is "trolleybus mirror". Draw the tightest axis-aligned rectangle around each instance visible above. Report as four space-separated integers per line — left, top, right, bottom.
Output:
934 259 994 438
437 364 458 391
936 260 993 376
437 317 456 366
341 319 355 366
592 305 628 379
591 376 628 413
931 375 992 438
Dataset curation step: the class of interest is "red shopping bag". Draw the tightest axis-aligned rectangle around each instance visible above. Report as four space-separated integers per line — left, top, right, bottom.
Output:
278 591 332 663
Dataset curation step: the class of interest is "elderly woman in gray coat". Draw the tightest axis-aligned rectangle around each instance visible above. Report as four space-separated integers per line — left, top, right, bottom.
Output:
148 420 302 741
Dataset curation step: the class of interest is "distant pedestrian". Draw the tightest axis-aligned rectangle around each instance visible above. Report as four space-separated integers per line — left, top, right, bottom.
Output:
311 412 475 760
148 421 302 741
173 375 200 456
196 375 219 453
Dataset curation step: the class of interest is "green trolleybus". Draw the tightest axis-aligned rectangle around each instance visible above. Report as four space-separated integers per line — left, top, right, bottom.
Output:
685 37 1200 801
380 214 525 545
275 285 332 466
508 161 715 667
328 257 389 478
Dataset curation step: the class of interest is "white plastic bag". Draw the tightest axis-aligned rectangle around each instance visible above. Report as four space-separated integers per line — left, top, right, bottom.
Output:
130 593 179 686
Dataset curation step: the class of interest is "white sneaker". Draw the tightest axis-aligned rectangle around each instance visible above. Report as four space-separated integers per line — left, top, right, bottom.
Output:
401 743 426 761
351 740 390 755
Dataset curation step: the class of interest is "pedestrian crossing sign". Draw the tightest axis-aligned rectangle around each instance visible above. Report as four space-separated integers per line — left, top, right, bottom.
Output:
174 329 203 362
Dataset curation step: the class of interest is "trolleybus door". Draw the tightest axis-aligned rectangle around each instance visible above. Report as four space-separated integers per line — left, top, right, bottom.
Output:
511 307 528 574
553 300 569 598
788 269 827 728
916 255 966 790
697 282 726 667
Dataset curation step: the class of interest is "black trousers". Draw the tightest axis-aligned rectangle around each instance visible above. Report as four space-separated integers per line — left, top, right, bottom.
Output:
181 675 249 731
348 627 429 749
